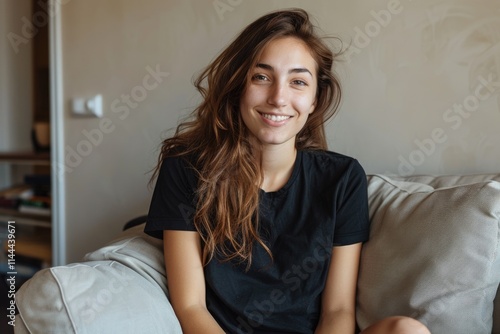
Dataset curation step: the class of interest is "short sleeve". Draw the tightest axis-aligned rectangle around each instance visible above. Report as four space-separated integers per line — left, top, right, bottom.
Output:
144 155 199 239
332 160 370 246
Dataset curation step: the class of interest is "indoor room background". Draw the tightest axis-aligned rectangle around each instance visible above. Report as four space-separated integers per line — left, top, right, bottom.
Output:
1 0 499 264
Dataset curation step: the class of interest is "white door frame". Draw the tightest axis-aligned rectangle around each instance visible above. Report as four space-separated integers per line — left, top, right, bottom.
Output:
49 0 65 266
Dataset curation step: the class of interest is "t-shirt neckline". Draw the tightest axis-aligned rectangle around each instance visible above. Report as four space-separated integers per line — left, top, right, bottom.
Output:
259 150 303 197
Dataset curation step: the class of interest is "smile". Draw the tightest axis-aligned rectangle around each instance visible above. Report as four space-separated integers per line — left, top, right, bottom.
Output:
261 113 291 122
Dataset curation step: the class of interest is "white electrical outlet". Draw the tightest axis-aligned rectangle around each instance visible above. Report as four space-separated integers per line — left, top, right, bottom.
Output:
71 95 103 117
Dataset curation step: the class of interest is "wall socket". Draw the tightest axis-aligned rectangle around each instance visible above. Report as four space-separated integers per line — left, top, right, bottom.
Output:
71 95 103 117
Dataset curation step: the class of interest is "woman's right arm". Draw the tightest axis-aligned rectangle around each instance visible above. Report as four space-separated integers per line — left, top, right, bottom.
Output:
163 230 225 334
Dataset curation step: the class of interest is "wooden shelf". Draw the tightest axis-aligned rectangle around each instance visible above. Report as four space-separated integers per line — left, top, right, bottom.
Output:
3 229 52 263
0 151 52 228
0 151 50 165
0 208 51 227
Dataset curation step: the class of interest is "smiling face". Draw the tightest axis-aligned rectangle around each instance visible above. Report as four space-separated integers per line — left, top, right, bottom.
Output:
239 36 318 151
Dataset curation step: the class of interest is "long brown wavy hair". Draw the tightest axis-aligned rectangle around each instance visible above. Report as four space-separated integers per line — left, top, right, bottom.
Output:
152 8 343 267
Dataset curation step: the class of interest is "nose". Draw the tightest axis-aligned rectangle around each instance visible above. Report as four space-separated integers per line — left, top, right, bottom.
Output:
267 82 288 108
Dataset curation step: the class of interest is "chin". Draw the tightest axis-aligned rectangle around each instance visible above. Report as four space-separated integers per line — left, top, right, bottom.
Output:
257 136 294 147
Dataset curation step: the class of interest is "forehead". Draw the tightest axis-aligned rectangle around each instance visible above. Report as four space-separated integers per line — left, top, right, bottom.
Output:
255 36 317 73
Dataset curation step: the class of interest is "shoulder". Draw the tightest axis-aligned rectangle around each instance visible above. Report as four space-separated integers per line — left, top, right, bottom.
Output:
156 152 200 190
158 150 199 174
300 150 365 178
299 150 367 194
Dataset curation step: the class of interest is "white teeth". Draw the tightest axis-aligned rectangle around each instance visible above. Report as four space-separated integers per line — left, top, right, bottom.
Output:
262 114 290 122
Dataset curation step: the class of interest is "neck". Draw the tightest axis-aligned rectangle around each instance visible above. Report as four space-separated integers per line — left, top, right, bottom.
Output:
255 141 297 192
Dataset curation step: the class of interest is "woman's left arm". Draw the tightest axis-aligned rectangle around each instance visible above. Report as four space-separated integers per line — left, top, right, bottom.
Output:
315 242 363 334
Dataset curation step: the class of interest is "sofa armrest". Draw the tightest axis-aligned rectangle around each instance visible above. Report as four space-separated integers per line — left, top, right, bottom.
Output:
15 260 181 334
83 222 167 291
14 221 183 334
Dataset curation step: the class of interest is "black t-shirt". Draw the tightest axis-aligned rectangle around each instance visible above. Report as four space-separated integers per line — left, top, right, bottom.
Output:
145 150 370 333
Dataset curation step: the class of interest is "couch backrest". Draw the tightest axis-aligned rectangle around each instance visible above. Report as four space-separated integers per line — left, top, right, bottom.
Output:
364 174 500 334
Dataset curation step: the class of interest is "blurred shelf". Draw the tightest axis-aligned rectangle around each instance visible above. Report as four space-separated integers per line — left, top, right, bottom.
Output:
0 151 50 165
0 208 51 227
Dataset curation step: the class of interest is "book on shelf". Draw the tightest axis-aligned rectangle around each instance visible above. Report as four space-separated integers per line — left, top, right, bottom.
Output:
0 197 19 209
0 176 51 216
0 184 33 200
18 205 51 216
0 185 32 210
18 196 51 216
24 174 51 197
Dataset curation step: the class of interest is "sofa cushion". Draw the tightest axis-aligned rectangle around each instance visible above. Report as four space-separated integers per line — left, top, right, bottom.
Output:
15 260 182 334
83 222 166 293
357 175 500 334
385 173 500 334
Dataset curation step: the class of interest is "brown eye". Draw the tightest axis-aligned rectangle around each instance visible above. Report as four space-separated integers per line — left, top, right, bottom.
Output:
292 79 307 86
252 74 269 81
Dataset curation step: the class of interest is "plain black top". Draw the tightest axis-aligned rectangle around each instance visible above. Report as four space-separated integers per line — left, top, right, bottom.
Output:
145 150 370 333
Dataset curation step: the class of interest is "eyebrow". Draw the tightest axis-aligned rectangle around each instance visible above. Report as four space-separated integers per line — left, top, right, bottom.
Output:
255 63 313 77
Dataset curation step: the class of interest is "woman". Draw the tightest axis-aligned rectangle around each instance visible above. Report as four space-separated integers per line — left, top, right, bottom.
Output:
145 8 430 334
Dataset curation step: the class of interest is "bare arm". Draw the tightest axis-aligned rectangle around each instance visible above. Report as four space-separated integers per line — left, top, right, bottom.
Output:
163 230 225 334
315 242 363 334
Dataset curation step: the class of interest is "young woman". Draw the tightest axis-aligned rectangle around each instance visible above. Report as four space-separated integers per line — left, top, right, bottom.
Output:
145 8 430 334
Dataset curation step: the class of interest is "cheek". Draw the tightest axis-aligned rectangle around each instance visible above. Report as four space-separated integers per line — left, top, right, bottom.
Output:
239 90 251 113
239 92 255 127
295 94 317 115
240 87 259 111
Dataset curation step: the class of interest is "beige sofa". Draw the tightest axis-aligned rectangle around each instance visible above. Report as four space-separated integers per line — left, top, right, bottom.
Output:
14 173 500 334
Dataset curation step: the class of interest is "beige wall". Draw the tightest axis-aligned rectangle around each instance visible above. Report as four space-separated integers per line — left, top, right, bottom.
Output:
58 0 500 262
